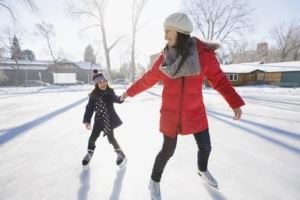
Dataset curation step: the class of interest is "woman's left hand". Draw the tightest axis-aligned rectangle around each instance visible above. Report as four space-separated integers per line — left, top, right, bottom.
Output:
233 107 242 120
120 92 127 101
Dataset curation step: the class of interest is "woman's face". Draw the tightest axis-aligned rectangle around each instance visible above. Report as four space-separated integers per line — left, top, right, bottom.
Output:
164 29 177 47
97 80 108 90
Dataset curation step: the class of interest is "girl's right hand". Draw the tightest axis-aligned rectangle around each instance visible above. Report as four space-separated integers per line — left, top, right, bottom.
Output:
84 122 92 130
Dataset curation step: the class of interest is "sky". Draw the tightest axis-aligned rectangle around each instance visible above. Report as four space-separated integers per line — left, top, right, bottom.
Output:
0 84 300 199
0 0 300 68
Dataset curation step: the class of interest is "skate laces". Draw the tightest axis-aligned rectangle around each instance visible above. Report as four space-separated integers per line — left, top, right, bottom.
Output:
84 151 93 161
204 171 214 180
117 152 124 161
115 149 124 161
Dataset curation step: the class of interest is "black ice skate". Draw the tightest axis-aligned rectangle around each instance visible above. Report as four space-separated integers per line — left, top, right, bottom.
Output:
115 149 127 167
82 150 94 166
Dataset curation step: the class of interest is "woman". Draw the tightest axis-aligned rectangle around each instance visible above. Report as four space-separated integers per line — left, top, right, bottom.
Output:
122 12 245 199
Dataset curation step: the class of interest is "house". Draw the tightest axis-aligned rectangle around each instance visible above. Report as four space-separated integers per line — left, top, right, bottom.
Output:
220 61 300 87
0 59 101 86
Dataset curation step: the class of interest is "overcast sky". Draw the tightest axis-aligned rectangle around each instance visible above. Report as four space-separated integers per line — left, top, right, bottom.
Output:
0 0 299 68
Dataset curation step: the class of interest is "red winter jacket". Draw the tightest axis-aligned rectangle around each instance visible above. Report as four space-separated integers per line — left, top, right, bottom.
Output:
126 38 245 138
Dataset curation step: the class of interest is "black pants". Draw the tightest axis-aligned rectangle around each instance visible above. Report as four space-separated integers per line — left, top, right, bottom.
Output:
151 129 211 182
88 122 120 151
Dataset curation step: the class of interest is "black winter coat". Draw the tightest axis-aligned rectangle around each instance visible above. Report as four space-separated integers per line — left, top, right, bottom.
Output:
83 87 124 130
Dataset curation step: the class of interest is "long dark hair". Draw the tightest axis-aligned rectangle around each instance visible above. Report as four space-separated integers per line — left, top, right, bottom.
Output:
90 83 111 98
164 32 192 75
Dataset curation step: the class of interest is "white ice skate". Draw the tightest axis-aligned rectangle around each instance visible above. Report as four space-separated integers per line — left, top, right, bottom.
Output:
198 170 218 190
149 179 161 200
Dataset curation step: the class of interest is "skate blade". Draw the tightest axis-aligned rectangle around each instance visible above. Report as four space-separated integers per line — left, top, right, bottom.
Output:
198 171 219 190
82 163 90 169
208 184 219 190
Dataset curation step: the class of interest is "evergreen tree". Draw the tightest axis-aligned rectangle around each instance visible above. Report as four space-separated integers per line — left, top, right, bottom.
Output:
84 44 96 83
10 35 22 61
10 35 23 85
84 44 96 64
22 49 36 61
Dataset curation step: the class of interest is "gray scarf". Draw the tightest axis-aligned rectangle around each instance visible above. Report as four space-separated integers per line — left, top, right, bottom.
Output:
159 37 201 79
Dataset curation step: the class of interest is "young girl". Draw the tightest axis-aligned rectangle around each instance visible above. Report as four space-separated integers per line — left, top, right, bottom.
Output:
82 71 126 167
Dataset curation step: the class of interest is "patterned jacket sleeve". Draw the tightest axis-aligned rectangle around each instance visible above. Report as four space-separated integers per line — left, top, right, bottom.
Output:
111 89 124 104
206 51 245 109
83 97 95 123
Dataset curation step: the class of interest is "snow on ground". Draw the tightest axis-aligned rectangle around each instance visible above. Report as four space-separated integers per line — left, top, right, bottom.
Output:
0 84 299 200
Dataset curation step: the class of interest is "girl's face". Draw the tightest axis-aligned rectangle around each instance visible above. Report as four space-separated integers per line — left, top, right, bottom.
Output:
97 80 108 90
164 28 177 47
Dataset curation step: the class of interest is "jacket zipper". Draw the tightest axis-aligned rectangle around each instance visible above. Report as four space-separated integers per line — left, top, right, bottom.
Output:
178 77 185 133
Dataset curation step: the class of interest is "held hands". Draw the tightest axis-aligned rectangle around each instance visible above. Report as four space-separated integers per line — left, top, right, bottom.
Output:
233 107 242 120
84 122 92 130
119 92 128 101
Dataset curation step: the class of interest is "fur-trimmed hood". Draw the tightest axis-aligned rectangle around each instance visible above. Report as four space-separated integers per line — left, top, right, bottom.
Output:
201 40 221 51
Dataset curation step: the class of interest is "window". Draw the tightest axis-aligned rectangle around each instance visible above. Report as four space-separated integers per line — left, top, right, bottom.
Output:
229 74 238 81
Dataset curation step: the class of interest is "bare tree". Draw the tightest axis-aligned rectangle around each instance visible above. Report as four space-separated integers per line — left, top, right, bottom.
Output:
68 0 123 80
130 0 149 83
35 21 57 64
271 21 300 61
185 0 253 47
0 47 5 59
0 0 37 21
228 40 252 63
293 41 300 61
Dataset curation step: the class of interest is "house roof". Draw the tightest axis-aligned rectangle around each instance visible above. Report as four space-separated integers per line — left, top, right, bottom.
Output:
73 62 101 70
1 59 54 65
0 59 102 71
221 61 300 73
0 66 48 70
0 59 53 71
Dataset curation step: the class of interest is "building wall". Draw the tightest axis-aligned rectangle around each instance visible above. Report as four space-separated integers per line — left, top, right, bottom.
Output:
225 71 283 86
226 73 256 86
0 70 8 82
235 71 300 86
52 63 88 83
281 72 300 86
0 70 49 86
150 53 160 66
264 72 281 84
0 62 93 86
235 74 249 86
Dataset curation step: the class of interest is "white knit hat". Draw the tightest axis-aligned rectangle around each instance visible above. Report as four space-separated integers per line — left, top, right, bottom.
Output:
164 12 193 35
